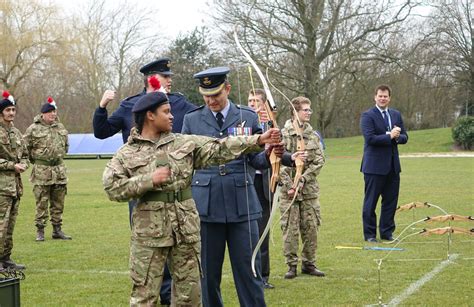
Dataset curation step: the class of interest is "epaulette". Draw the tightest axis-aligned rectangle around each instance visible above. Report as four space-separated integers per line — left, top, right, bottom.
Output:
169 92 184 96
185 105 205 113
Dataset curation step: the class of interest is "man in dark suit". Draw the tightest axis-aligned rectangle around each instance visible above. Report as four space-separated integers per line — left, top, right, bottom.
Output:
360 84 408 242
182 67 288 307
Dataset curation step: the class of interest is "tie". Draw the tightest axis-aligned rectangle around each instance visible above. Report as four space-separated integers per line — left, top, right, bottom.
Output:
382 110 390 131
216 112 224 128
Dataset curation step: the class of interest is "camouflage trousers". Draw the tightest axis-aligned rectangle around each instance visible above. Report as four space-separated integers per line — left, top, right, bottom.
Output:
129 240 201 307
0 196 19 258
279 197 321 266
33 184 67 228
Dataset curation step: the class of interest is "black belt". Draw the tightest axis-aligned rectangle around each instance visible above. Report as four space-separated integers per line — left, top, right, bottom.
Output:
199 164 247 176
140 188 192 203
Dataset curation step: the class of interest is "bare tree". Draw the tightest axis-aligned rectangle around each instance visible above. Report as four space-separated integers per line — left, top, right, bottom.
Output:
212 0 419 134
0 0 68 128
428 0 473 116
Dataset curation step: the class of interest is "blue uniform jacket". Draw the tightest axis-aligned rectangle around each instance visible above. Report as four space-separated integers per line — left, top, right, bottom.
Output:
93 90 196 143
360 107 408 175
182 101 270 223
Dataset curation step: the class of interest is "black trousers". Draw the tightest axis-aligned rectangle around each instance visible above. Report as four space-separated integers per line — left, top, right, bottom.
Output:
254 173 271 280
362 168 400 240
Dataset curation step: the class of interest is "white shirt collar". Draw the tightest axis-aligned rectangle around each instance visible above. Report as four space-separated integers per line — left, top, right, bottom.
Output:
375 105 389 115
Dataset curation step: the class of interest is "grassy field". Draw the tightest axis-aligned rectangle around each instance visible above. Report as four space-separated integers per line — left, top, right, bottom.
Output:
324 127 456 157
8 128 474 306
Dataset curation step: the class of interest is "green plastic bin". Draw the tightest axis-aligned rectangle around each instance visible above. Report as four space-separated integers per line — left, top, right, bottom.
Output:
0 277 20 307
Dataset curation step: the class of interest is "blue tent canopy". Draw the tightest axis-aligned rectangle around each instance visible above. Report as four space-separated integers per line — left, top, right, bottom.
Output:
68 133 123 156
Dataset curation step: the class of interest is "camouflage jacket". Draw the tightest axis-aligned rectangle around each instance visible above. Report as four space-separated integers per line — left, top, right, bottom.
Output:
103 127 262 247
0 119 29 197
24 114 69 185
280 120 325 200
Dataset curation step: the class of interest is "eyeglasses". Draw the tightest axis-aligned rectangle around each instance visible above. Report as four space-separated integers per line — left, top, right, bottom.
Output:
301 108 313 114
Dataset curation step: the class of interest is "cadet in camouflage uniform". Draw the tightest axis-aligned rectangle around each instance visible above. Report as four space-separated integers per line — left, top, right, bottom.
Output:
24 97 71 241
102 91 280 306
0 91 28 270
279 96 326 279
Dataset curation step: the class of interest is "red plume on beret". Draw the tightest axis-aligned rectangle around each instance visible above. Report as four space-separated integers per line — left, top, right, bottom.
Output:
2 90 15 104
47 96 54 103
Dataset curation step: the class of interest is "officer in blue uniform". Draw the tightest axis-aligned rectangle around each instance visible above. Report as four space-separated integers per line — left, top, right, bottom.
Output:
93 58 195 306
93 57 196 142
182 67 287 307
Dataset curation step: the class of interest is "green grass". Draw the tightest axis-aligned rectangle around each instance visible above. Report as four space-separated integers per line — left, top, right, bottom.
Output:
8 130 474 306
324 127 456 157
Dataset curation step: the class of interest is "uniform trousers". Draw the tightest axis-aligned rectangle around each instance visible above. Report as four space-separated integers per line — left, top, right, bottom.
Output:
33 184 66 228
200 221 266 307
0 196 19 258
128 200 172 304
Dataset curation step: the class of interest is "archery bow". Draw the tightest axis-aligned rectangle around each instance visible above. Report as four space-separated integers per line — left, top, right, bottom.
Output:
234 34 280 193
234 29 283 277
396 201 449 215
266 69 306 195
420 226 474 236
265 68 307 225
425 214 474 223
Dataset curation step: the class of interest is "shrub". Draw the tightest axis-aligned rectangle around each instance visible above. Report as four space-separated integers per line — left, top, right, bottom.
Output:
452 116 474 150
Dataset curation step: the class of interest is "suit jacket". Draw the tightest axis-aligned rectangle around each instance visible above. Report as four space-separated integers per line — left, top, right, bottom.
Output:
182 101 270 223
360 106 408 175
253 152 294 202
93 91 196 143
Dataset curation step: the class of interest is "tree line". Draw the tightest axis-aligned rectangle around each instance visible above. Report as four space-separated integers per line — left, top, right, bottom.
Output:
1 0 472 137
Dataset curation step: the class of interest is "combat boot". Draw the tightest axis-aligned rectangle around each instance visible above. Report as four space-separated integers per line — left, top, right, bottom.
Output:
1 256 26 270
36 227 45 241
52 225 72 240
301 262 325 277
284 265 297 279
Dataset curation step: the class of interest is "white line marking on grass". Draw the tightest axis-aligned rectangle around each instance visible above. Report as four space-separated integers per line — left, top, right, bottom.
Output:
400 153 474 158
29 268 128 275
387 253 459 306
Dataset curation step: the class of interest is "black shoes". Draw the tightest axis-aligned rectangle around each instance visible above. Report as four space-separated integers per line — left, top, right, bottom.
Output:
263 280 275 289
366 237 378 243
381 236 395 241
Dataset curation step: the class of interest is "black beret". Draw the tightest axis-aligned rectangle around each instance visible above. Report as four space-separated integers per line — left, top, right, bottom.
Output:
0 91 15 113
193 66 230 96
41 97 57 113
132 91 169 113
140 57 173 75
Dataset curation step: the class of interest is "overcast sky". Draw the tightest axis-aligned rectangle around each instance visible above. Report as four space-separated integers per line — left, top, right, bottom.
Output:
44 0 211 40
